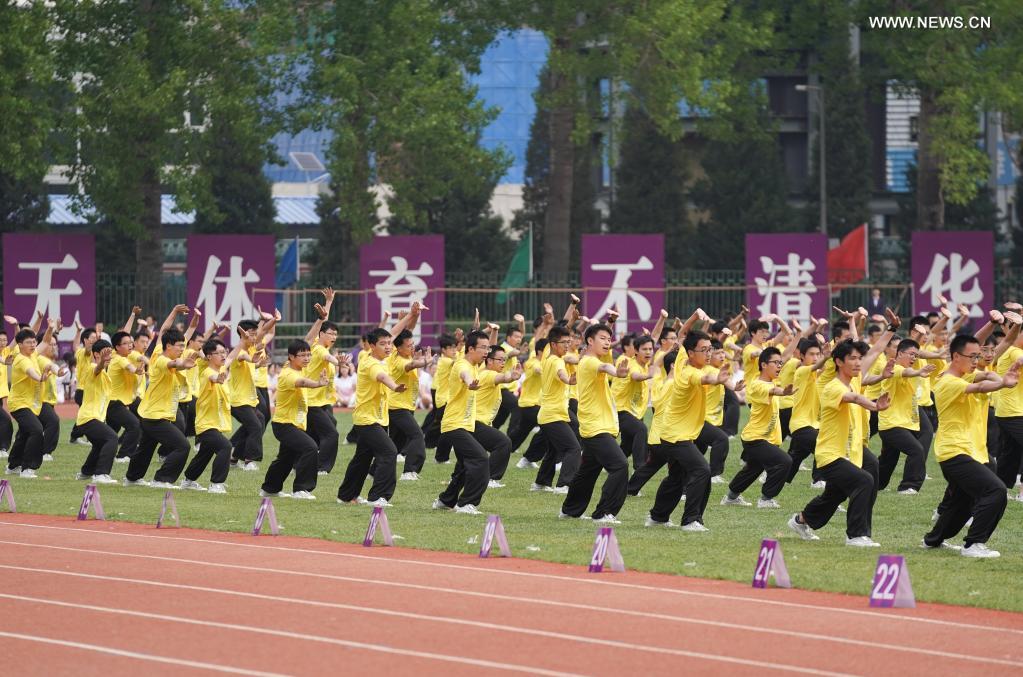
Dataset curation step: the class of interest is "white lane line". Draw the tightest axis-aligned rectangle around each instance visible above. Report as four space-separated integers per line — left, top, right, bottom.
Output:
3 519 1021 637
0 538 1015 668
0 629 289 676
0 593 581 677
0 563 854 677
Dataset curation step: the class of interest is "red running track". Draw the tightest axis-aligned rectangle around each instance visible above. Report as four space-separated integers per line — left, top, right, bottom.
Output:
0 513 1020 676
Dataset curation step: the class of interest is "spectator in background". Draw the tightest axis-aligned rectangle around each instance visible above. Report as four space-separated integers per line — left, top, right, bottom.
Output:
267 363 281 403
418 361 435 410
867 288 885 318
334 362 356 408
95 322 111 342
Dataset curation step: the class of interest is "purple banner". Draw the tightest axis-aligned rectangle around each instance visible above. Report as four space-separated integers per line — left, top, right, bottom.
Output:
746 234 828 327
360 235 445 344
581 234 664 335
2 233 95 342
912 231 993 320
187 235 276 337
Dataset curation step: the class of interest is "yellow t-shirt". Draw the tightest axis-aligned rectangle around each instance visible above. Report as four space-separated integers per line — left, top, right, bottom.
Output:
387 352 419 411
815 377 863 469
661 364 707 443
74 346 90 392
229 356 259 408
879 364 920 432
741 378 781 445
651 349 668 395
178 349 198 403
538 355 570 425
108 354 138 405
138 355 179 421
8 352 42 414
576 355 619 438
353 354 389 427
971 374 992 464
925 343 945 400
741 343 763 384
434 355 455 407
613 358 651 420
863 354 888 400
474 370 502 426
129 350 146 400
789 365 820 431
817 353 837 391
777 357 798 409
517 355 543 407
0 345 11 398
646 378 673 445
566 351 579 401
195 366 232 435
441 358 478 433
499 341 520 391
76 364 112 425
36 355 57 406
702 365 725 426
305 343 337 408
932 372 977 463
272 365 309 430
994 346 1023 417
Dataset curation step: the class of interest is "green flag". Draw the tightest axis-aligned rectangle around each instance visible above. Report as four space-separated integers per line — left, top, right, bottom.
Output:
496 235 531 305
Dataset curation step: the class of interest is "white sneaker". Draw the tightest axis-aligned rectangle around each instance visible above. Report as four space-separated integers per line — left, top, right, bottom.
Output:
180 479 206 491
75 472 88 480
431 498 451 510
845 536 881 548
114 456 130 464
0 449 7 458
787 513 819 540
680 494 686 502
798 462 809 472
551 485 569 495
150 481 178 490
757 472 767 484
317 470 329 476
454 504 482 515
555 462 562 471
644 515 677 528
91 474 118 485
557 510 577 519
515 457 533 469
396 454 406 463
897 488 918 495
243 462 259 471
530 482 553 493
487 480 506 489
720 494 751 506
757 498 781 509
399 472 420 481
932 508 941 522
920 538 960 551
42 454 54 462
961 543 1000 558
5 466 21 475
292 490 316 500
965 516 974 527
837 505 847 513
259 489 291 498
811 480 826 490
19 469 37 479
680 521 709 532
369 497 393 507
710 475 726 484
73 438 90 447
207 483 227 494
594 514 621 525
122 478 149 487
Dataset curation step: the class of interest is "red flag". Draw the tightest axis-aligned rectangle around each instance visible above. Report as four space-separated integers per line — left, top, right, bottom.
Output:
827 224 867 286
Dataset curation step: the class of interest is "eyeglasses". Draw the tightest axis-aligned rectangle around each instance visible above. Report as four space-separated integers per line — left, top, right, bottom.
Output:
957 352 981 361
555 340 571 346
767 360 783 366
489 356 507 362
691 347 712 354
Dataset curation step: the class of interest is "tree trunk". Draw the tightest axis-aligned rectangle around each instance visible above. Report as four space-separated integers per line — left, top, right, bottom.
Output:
916 87 944 230
135 164 164 312
543 54 575 276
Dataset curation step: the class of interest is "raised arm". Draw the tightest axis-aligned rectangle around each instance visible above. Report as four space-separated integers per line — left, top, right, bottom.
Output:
184 309 202 344
389 301 422 339
122 306 142 333
650 309 668 344
860 309 900 375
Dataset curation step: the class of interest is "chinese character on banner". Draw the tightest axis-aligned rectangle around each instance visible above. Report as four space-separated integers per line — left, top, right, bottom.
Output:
581 235 664 335
187 235 276 340
912 231 993 319
2 234 95 342
360 235 445 344
746 234 828 327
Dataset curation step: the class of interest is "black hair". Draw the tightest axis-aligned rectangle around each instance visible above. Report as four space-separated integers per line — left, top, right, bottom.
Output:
91 339 111 353
162 328 185 349
683 330 710 352
710 338 723 350
238 319 259 332
202 339 225 357
896 338 920 354
984 335 999 347
548 326 571 343
758 346 781 369
81 328 97 342
15 328 36 344
487 345 506 360
111 331 132 347
797 337 819 355
949 334 978 356
534 338 549 355
465 330 489 349
619 332 636 351
320 320 338 334
909 315 929 330
364 328 390 345
748 320 769 333
0 329 6 338
926 311 940 320
663 349 679 372
533 315 545 329
831 339 862 363
288 339 311 356
833 320 850 335
132 330 149 341
657 327 677 343
583 323 613 343
393 329 414 349
438 333 456 350
867 324 882 336
709 321 727 334
633 335 655 351
505 324 523 337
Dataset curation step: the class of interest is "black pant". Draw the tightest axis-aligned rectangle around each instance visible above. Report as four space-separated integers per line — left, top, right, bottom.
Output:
493 389 521 433
430 404 455 463
509 405 540 453
925 455 1007 547
695 423 729 476
422 396 442 447
337 423 397 502
986 409 999 472
535 420 581 487
230 405 265 462
186 430 232 484
801 451 879 539
69 389 84 440
618 411 649 471
995 416 1023 489
106 400 140 459
561 434 629 519
722 388 740 437
649 441 711 525
0 401 12 452
129 418 190 483
263 422 318 494
878 427 926 491
256 387 271 431
388 409 426 473
307 405 339 473
922 403 938 434
9 408 43 470
78 419 118 477
474 422 512 480
779 407 792 441
181 398 196 437
786 427 822 483
437 428 490 508
627 443 668 495
730 439 792 499
869 410 879 439
39 403 59 455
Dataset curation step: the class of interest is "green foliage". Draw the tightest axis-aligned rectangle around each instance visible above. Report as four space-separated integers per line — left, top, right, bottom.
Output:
894 164 1001 234
0 172 49 232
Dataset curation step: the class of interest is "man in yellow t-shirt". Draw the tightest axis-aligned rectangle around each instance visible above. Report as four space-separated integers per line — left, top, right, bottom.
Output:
261 340 333 500
229 319 271 470
5 328 49 477
74 340 120 484
924 334 1020 558
511 339 548 465
422 334 457 455
69 326 99 445
613 335 655 473
474 345 522 488
698 340 741 483
180 339 240 493
305 320 341 475
389 330 431 480
875 338 937 493
492 317 526 432
0 329 12 456
107 331 144 462
647 331 732 531
627 349 677 502
785 338 826 487
721 347 794 509
533 326 581 493
125 328 197 488
34 337 63 462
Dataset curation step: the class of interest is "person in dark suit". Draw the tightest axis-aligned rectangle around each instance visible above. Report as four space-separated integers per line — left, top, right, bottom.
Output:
867 288 885 317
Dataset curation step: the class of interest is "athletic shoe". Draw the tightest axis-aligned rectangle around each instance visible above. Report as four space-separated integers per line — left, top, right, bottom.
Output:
710 475 726 484
798 462 809 472
837 505 847 513
431 498 451 510
965 517 974 527
757 472 767 484
757 498 781 509
368 497 393 507
19 469 37 479
594 514 621 525
845 536 881 548
72 438 90 447
557 510 577 519
931 508 941 523
787 513 819 541
897 488 918 495
4 466 21 475
920 538 960 551
0 449 7 458
317 470 329 476
396 454 406 463
180 479 206 491
551 485 569 495
810 480 826 490
259 489 291 498
243 462 259 471
454 504 482 515
1014 492 1023 503
555 462 562 472
720 494 751 507
292 491 316 500
530 482 553 493
91 474 118 485
399 472 420 481
487 480 506 489
207 483 227 494
114 456 130 464
150 481 178 490
515 457 534 469
680 494 686 502
42 454 54 462
680 521 709 533
122 478 149 487
961 543 1000 559
644 515 677 528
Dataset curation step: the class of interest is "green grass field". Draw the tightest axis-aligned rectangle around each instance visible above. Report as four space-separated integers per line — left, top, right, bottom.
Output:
5 413 1023 613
